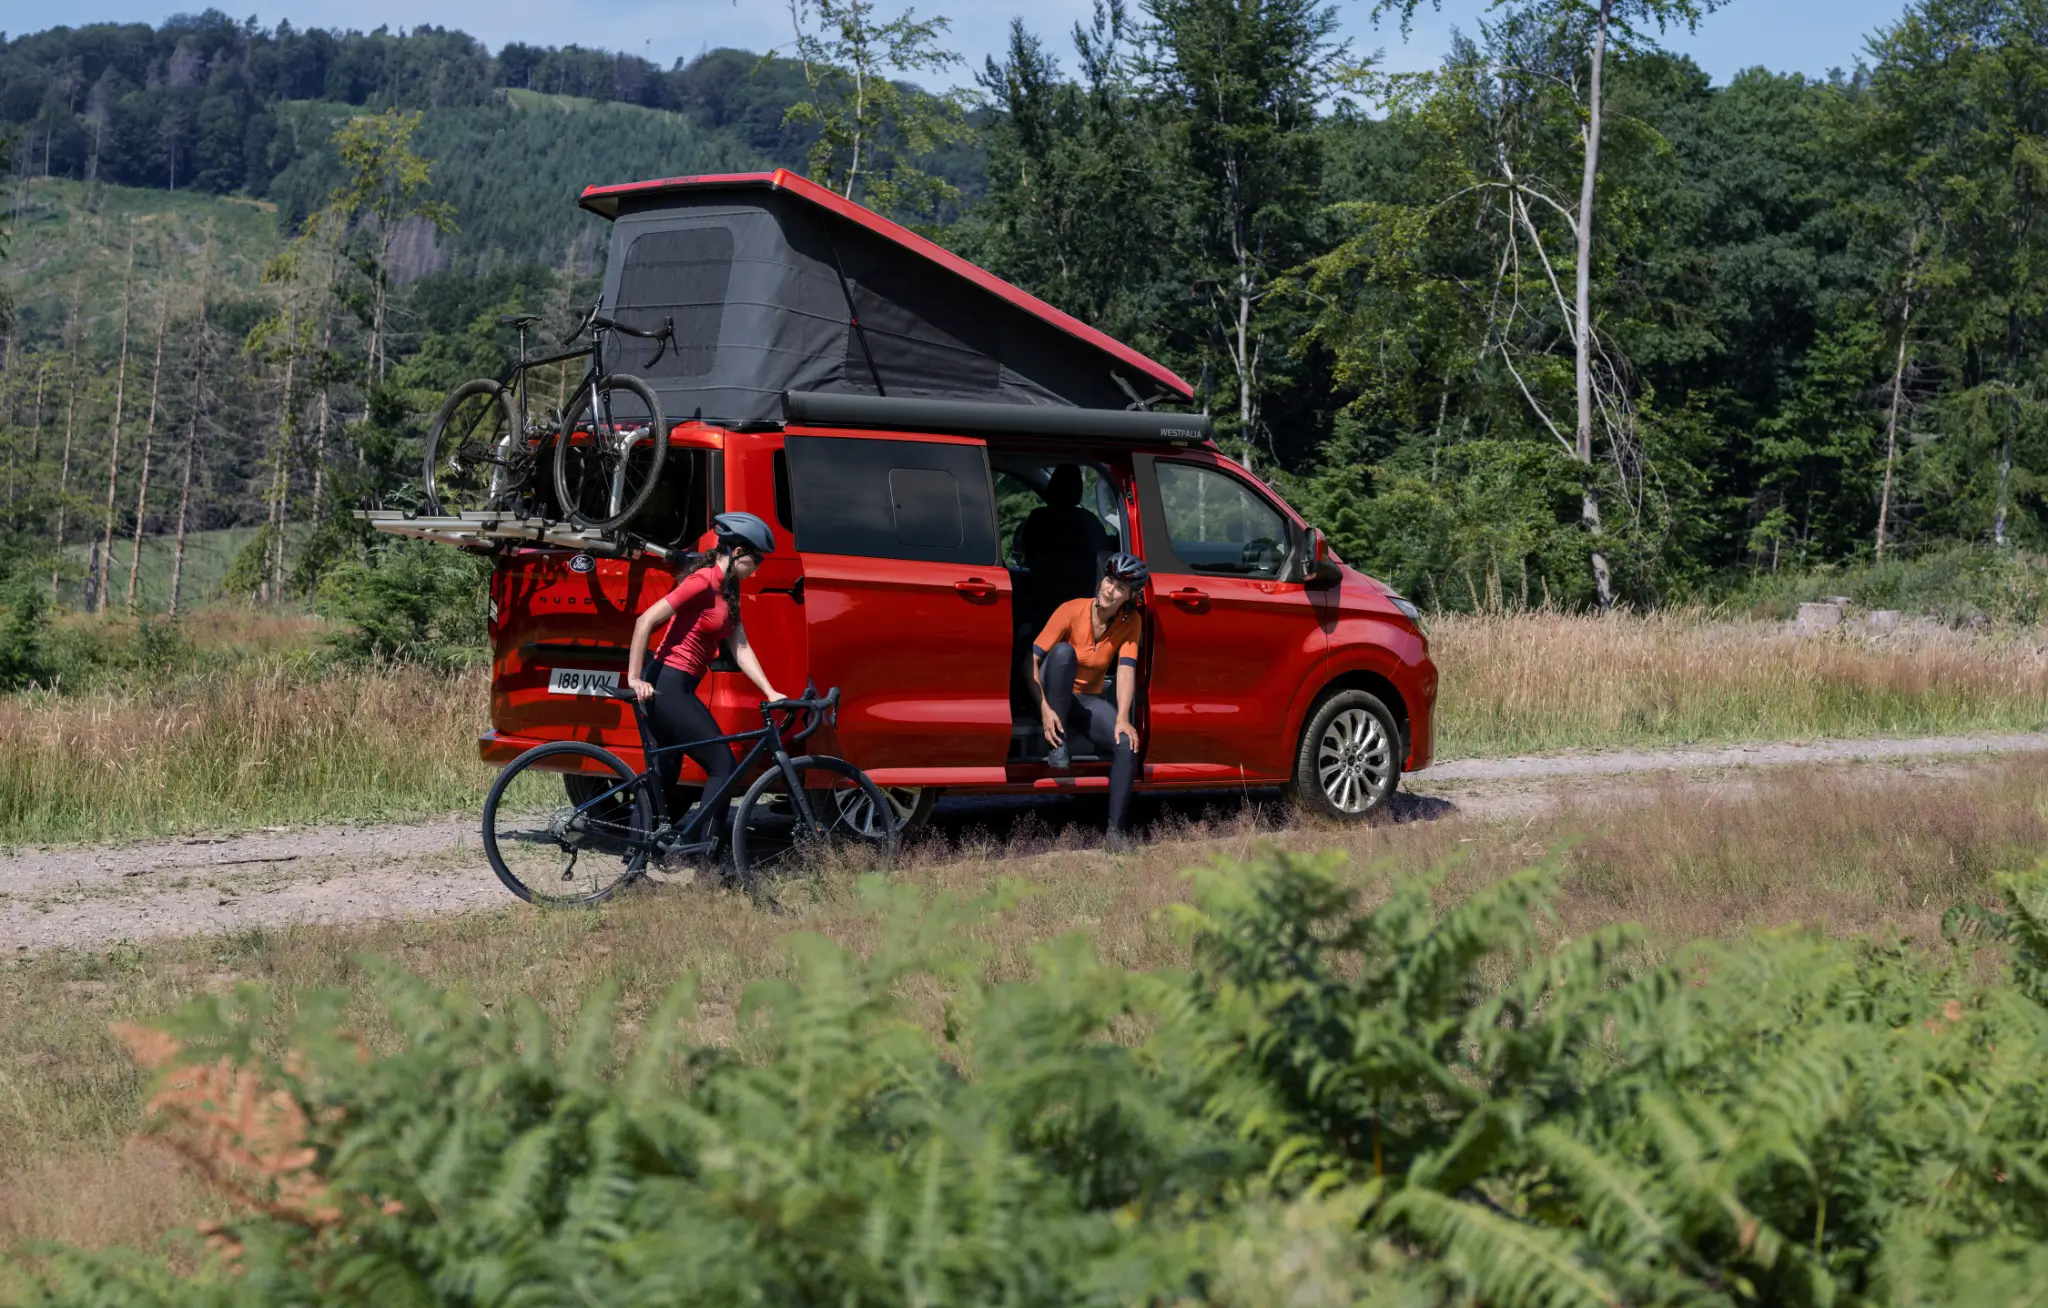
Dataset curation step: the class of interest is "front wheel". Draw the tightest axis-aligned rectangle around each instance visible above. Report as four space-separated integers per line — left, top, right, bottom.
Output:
484 742 655 905
1291 689 1402 821
731 755 898 886
553 373 667 531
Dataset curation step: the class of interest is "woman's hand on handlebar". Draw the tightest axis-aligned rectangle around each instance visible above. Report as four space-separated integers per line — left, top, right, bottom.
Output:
628 676 656 703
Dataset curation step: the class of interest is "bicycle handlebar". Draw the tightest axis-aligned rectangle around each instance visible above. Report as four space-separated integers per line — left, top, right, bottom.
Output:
762 685 840 742
562 304 674 367
600 682 840 742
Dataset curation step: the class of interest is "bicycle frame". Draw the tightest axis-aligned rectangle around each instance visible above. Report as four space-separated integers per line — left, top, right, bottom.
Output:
501 316 667 517
500 328 605 442
564 699 824 860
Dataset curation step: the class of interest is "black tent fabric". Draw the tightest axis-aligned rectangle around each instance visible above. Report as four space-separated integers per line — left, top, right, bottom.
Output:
587 174 1188 425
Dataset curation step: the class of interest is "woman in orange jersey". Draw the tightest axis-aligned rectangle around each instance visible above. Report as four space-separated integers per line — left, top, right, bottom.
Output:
1031 553 1150 848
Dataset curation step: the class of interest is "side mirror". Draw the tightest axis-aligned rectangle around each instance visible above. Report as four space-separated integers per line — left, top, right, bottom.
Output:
1280 523 1333 585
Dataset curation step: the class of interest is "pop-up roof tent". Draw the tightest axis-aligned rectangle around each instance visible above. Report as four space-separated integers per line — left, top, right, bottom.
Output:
577 169 1195 426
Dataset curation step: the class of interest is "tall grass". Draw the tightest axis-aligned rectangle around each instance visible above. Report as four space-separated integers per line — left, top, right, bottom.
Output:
0 660 489 845
2 757 2045 1261
6 610 2048 843
1430 609 2048 756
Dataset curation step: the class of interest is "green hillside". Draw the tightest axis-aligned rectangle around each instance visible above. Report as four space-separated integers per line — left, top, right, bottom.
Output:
261 93 772 277
3 178 282 344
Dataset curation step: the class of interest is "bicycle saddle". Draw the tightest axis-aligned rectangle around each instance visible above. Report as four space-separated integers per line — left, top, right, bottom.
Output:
497 313 544 328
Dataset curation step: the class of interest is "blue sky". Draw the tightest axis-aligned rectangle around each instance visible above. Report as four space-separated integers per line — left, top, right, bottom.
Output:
2 0 1902 87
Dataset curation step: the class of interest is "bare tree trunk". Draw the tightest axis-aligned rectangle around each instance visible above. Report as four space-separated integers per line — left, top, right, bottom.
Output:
51 274 84 602
1575 0 1614 610
368 221 398 388
52 388 75 602
169 383 203 620
1875 289 1912 561
95 237 137 614
127 281 171 610
169 223 214 620
311 313 333 517
1995 427 2012 548
268 346 296 604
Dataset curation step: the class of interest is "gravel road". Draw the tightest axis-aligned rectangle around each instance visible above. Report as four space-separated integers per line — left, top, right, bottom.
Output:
6 730 2045 955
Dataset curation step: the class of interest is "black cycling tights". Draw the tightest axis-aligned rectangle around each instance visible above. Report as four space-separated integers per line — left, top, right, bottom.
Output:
1040 642 1135 832
646 665 737 829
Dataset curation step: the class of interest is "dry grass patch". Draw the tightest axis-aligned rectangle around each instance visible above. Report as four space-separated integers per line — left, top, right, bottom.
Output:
1431 609 2048 756
4 755 2046 1255
0 662 490 846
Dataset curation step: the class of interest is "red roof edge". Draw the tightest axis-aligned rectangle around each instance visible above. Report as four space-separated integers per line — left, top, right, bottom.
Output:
576 168 1194 402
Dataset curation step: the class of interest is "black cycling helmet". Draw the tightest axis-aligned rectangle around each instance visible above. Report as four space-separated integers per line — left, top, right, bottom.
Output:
1103 552 1149 588
712 510 776 556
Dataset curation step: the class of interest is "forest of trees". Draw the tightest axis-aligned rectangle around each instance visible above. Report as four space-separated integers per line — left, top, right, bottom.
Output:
1 0 2045 623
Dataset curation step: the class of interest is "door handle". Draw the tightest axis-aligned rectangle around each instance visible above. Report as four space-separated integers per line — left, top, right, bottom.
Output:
1168 587 1210 605
954 577 997 598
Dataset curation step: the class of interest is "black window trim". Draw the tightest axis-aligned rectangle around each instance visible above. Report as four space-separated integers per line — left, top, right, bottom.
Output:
1132 452 1296 579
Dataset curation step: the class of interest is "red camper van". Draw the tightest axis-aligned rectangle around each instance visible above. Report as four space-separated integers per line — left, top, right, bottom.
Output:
474 170 1435 830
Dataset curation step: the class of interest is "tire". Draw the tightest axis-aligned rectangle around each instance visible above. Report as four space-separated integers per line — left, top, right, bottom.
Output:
423 379 526 516
552 373 668 531
1291 689 1402 821
832 785 938 841
731 755 898 886
484 742 655 905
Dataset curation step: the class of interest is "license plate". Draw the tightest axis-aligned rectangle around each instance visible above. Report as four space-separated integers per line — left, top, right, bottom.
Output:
547 668 622 697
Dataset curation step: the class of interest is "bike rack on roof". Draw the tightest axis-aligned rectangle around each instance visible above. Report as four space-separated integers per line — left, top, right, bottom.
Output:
353 509 674 559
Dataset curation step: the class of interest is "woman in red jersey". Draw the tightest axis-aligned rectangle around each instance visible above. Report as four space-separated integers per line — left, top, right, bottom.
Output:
624 512 784 821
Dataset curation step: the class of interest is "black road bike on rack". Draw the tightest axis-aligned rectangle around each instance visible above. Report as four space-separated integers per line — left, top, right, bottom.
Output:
422 304 674 531
481 685 898 906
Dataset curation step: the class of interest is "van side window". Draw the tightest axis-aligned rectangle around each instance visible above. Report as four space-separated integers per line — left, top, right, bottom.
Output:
1155 461 1286 578
783 435 998 564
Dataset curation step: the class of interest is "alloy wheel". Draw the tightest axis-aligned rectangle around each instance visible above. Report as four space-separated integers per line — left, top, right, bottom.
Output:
1316 707 1393 814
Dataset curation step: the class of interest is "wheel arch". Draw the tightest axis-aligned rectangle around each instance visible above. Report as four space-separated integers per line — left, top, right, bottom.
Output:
1291 667 1412 778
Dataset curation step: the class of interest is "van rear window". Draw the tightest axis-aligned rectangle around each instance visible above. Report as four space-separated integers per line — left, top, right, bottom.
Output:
784 436 997 565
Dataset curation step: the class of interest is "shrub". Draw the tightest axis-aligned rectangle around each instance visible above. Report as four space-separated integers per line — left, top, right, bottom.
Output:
23 854 2048 1305
0 573 52 689
316 538 490 668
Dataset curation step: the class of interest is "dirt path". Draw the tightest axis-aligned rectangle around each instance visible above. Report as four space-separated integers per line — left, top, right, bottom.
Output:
5 731 2046 955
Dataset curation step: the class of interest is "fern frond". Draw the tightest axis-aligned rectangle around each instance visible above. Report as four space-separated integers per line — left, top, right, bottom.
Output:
1387 1187 1622 1308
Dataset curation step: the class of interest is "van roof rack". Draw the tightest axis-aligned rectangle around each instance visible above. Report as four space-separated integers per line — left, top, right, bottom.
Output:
781 391 1213 444
353 510 675 559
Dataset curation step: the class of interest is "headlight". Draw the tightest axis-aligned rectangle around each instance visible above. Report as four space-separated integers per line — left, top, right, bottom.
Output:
1390 596 1424 628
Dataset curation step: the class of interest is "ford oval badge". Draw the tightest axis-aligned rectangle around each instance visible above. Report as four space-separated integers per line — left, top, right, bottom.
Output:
569 554 594 574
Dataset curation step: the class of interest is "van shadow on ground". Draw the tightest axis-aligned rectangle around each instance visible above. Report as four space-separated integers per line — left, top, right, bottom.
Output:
912 785 1457 855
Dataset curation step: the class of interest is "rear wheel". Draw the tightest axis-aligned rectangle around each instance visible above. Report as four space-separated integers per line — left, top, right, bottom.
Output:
732 756 898 886
423 379 536 516
553 373 667 531
485 743 655 905
1291 690 1401 821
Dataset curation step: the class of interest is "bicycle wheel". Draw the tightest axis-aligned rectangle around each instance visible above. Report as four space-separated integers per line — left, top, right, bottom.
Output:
423 379 527 516
484 742 656 905
552 373 668 531
731 755 898 886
